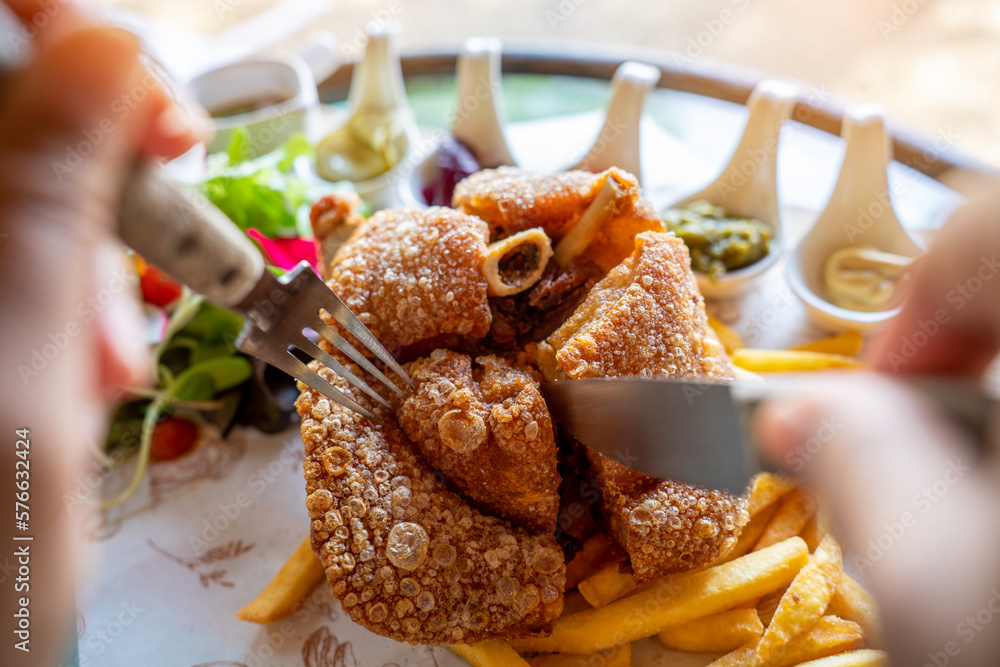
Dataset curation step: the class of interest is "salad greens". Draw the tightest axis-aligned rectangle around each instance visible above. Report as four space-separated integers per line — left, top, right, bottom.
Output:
203 129 348 238
101 131 350 507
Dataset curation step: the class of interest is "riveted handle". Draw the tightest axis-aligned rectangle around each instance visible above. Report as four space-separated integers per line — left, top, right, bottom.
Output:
118 164 265 308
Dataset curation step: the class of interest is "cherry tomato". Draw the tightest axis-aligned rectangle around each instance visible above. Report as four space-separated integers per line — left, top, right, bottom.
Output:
150 417 199 462
139 264 183 308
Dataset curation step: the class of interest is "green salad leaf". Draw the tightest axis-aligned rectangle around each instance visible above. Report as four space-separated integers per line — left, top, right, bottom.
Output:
202 130 345 238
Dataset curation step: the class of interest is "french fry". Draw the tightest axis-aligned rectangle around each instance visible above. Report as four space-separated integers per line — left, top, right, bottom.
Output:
790 331 863 357
747 473 797 517
452 640 530 667
707 616 864 667
754 488 818 551
756 585 787 626
716 503 778 565
527 643 631 667
793 649 889 666
510 538 809 655
578 563 637 608
731 349 864 373
708 315 744 354
565 534 617 591
706 642 756 667
761 616 865 667
827 574 884 648
236 536 324 624
657 608 764 653
755 534 843 664
800 508 831 552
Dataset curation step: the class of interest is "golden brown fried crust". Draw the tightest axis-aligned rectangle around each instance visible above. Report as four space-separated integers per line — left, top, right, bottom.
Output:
452 167 640 241
589 455 748 582
310 193 365 279
546 231 733 380
397 350 561 534
326 206 492 348
583 198 664 273
298 364 566 645
545 231 747 581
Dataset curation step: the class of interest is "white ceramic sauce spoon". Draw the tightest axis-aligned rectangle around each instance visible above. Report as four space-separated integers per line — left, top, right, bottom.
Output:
571 61 661 184
787 104 924 332
451 37 516 168
667 79 798 299
316 25 424 210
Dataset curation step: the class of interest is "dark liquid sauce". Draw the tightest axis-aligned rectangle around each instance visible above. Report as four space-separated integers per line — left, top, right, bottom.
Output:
210 94 291 119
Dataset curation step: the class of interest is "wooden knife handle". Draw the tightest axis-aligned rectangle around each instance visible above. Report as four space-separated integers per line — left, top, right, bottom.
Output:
117 164 264 308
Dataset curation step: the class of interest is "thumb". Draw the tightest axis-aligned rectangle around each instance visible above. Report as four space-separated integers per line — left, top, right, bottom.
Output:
756 374 1000 666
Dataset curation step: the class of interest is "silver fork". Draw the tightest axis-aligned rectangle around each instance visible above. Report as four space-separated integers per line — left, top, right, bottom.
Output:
118 164 411 419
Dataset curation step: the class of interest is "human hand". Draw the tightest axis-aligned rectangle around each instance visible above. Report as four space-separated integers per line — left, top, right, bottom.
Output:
0 2 201 664
756 189 1000 666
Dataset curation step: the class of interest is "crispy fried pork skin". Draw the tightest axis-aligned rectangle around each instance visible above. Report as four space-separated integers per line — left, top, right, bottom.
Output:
584 197 663 273
453 167 621 240
397 350 561 534
453 167 661 273
544 231 747 581
298 364 566 645
544 231 733 380
326 206 492 349
310 192 366 279
589 456 748 582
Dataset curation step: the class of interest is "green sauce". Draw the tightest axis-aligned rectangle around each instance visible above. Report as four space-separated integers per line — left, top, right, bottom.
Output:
663 200 772 280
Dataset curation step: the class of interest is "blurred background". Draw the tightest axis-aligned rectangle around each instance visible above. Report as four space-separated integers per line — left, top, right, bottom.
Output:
98 0 1000 166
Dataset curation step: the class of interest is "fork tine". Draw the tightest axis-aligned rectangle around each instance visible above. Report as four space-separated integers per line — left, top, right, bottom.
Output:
294 334 393 410
273 350 376 420
310 285 413 387
311 318 406 397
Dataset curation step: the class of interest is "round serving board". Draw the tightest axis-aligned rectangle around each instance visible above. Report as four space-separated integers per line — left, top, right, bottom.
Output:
79 47 985 667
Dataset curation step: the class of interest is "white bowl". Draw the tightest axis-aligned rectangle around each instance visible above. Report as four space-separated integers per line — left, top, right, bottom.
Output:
189 55 319 159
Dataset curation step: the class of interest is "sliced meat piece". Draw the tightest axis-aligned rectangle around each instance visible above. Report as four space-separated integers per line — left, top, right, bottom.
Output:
397 350 562 534
298 364 566 645
309 192 365 280
589 454 748 582
326 206 492 350
544 231 733 380
543 230 747 581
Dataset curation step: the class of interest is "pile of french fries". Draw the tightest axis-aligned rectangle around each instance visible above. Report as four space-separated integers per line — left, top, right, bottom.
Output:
458 474 884 667
236 328 881 665
707 317 866 373
236 474 885 667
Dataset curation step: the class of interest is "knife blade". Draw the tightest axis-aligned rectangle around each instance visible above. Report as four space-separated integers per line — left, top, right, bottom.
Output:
541 376 997 494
